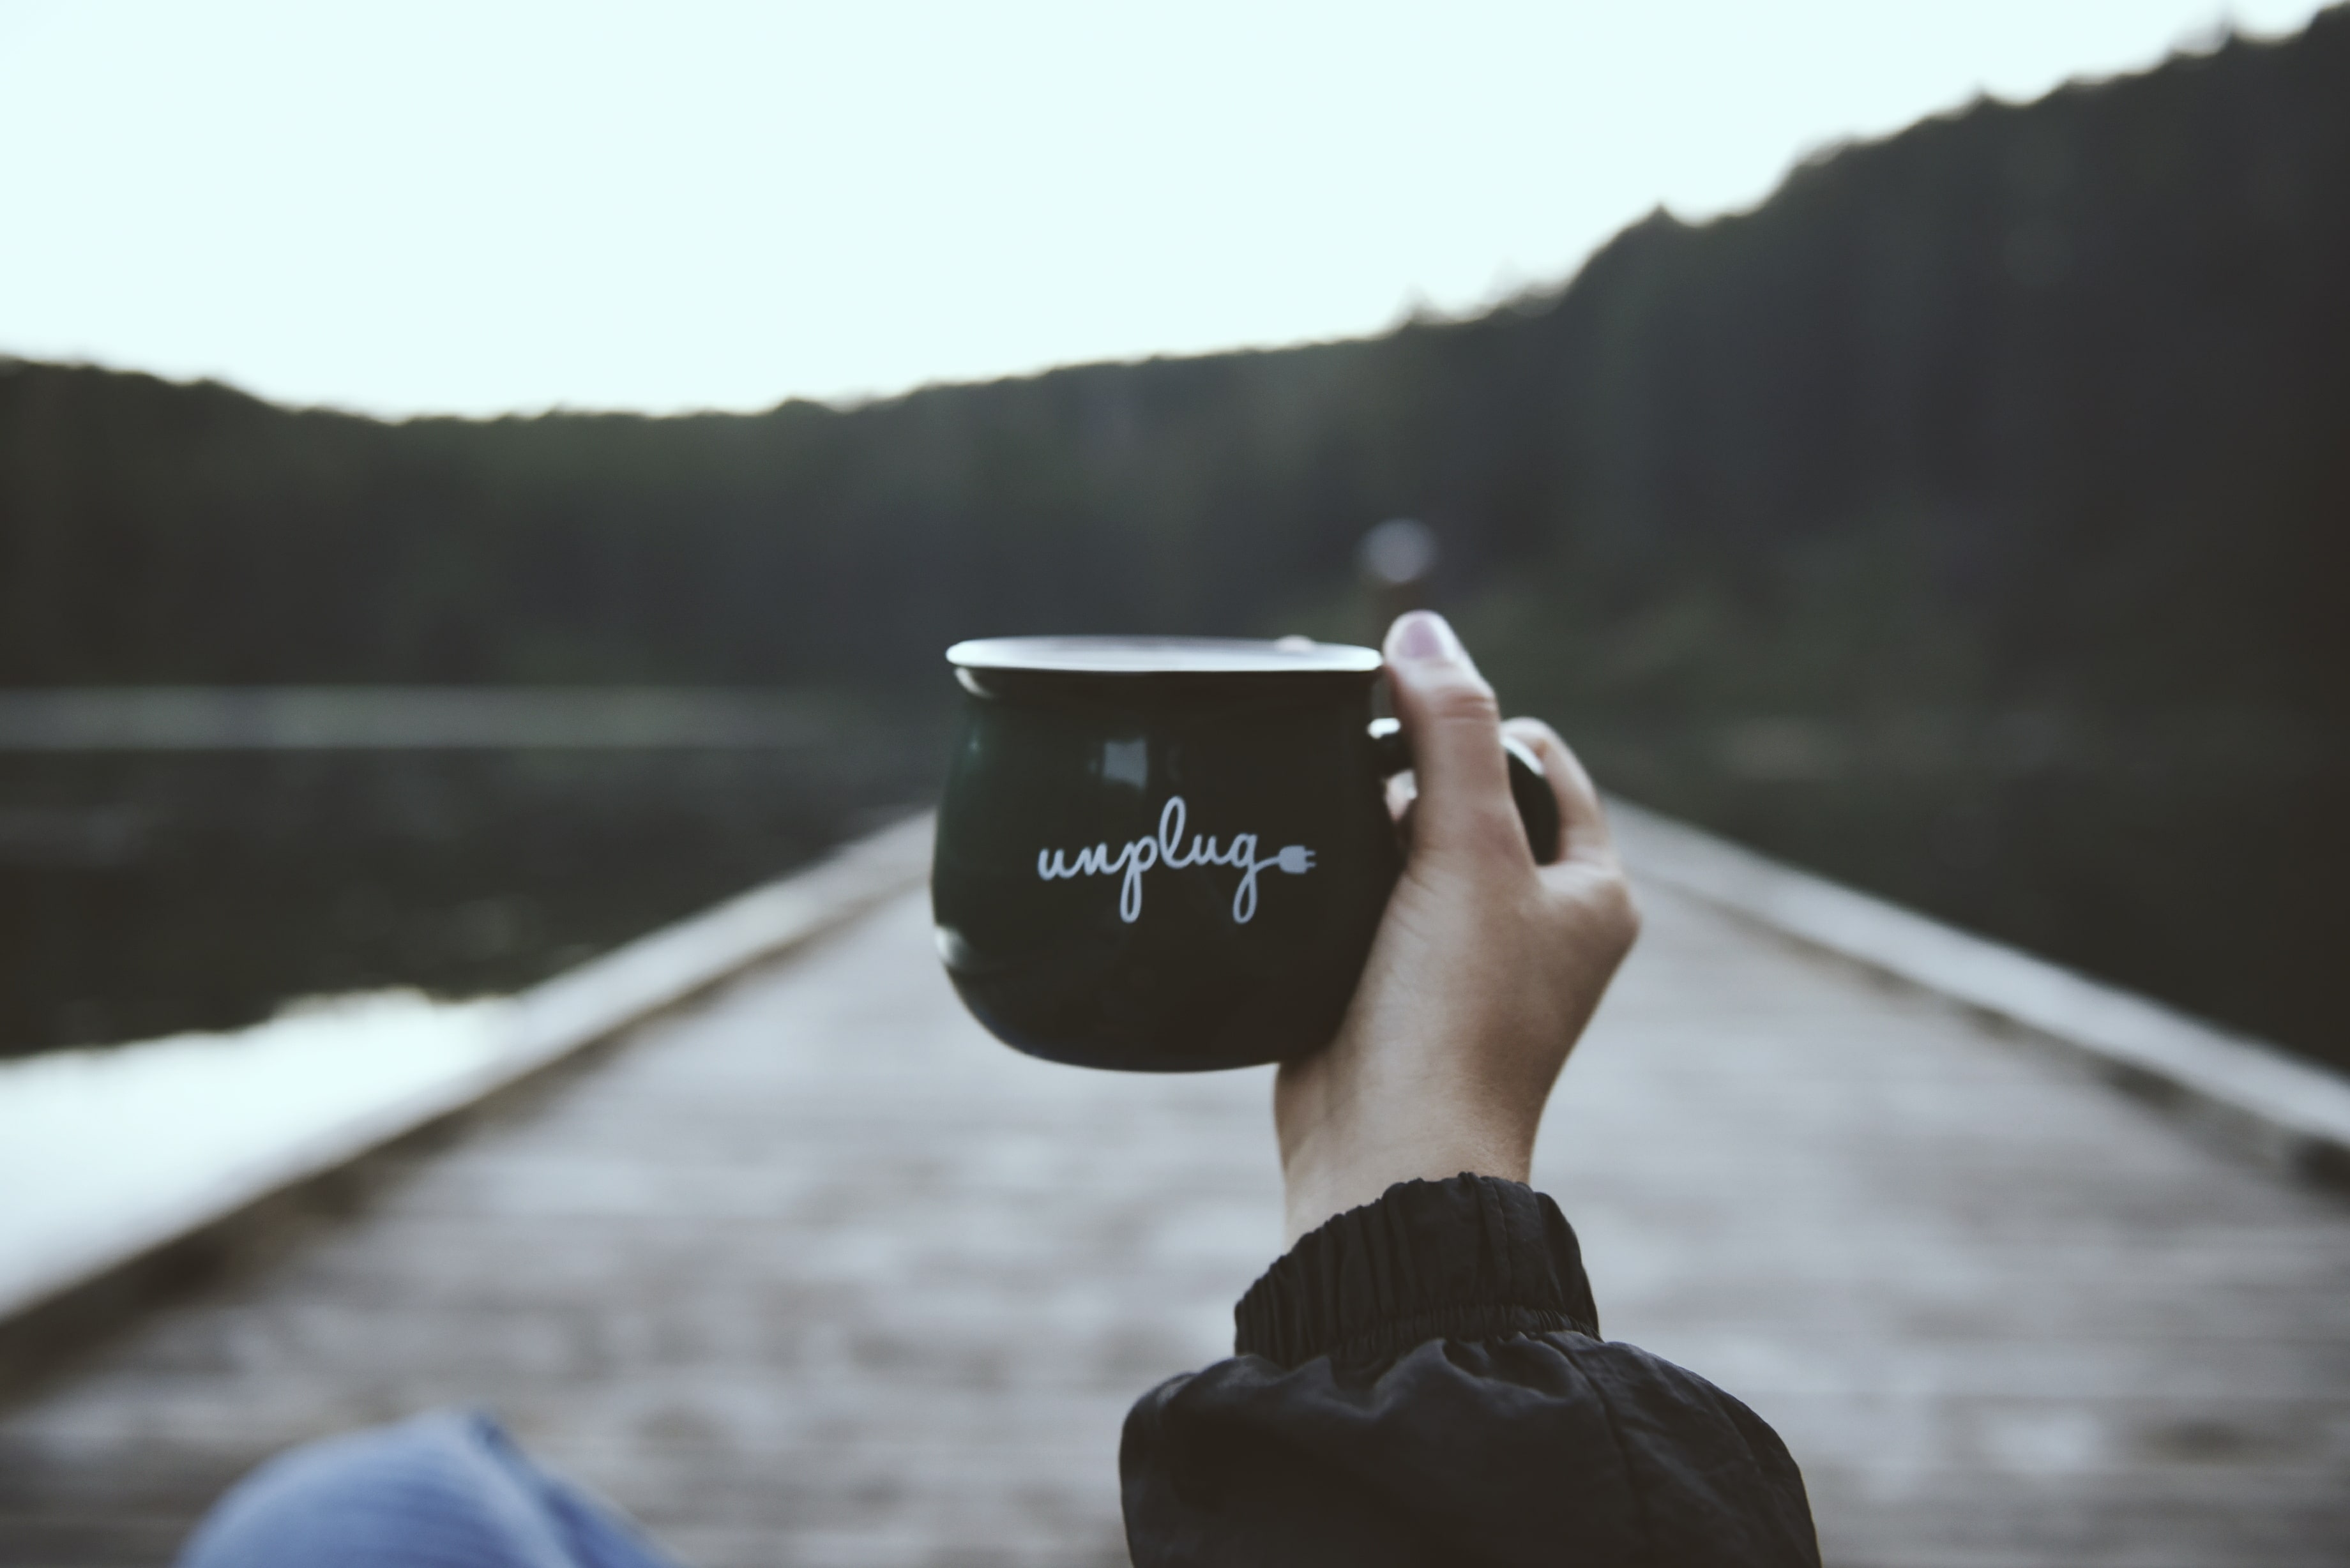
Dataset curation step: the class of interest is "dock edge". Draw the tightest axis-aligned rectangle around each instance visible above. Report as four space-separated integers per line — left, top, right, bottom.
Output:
1606 798 2350 1189
0 812 936 1387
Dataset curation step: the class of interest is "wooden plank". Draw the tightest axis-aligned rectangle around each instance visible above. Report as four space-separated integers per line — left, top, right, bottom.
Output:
0 814 934 1391
2 870 2347 1565
1540 891 2350 1567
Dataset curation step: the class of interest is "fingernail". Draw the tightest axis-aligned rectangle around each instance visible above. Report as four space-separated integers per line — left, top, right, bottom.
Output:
1390 610 1459 664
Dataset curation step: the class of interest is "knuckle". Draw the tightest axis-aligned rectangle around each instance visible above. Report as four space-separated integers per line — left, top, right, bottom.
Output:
1589 872 1641 949
1423 676 1502 728
1611 887 1643 950
1504 715 1562 750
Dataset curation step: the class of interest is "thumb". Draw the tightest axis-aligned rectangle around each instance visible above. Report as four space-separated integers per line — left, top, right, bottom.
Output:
1384 612 1520 861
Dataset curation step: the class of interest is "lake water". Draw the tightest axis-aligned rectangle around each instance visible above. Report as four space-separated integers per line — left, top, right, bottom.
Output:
0 691 948 1057
2 693 2339 1076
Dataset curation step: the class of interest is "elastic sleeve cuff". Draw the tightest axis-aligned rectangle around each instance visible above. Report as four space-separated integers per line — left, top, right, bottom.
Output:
1233 1173 1601 1368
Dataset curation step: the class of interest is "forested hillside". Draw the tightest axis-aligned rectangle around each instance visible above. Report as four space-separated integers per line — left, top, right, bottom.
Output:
3 12 2344 1059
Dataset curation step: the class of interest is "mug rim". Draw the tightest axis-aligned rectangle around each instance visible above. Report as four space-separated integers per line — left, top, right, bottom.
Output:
946 635 1382 677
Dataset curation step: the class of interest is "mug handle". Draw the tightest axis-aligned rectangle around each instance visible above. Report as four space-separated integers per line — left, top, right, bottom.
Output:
1367 716 1563 864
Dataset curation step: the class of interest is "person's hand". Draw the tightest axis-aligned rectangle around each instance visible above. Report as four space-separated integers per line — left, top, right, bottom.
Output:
1273 610 1640 1244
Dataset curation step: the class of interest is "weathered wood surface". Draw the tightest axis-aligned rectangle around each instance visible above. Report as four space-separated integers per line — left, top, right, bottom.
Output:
4 882 2347 1567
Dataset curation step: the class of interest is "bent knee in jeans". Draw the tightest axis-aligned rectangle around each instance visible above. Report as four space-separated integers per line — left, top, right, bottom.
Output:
175 1409 674 1568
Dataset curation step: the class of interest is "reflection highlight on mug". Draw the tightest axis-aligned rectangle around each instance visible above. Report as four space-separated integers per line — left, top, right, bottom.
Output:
1035 795 1315 924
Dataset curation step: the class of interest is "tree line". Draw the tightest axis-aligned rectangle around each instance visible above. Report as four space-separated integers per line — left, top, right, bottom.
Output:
1 11 2344 1057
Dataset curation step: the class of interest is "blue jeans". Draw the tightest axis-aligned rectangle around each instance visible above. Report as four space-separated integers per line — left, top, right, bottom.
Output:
175 1410 677 1568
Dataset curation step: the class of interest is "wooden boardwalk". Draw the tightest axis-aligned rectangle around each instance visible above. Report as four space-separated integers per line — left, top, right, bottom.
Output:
3 880 2348 1567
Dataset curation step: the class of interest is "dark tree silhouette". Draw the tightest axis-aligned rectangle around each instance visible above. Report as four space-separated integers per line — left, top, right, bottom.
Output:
3 13 2345 1059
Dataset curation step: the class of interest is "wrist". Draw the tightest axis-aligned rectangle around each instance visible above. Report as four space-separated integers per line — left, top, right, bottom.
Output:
1277 1112 1533 1246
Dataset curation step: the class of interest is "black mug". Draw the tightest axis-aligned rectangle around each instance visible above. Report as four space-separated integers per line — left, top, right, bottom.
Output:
930 636 1560 1072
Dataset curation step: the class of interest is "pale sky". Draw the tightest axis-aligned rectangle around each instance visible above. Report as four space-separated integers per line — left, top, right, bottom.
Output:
0 0 2323 418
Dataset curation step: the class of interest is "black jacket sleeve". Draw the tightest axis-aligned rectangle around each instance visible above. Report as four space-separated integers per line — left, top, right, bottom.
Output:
1120 1174 1819 1567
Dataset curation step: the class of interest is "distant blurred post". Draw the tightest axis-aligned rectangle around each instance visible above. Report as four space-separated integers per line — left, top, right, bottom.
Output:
1356 517 1438 640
